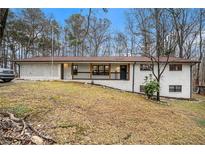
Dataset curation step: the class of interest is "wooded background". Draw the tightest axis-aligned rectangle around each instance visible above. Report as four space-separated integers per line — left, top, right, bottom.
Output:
0 8 205 86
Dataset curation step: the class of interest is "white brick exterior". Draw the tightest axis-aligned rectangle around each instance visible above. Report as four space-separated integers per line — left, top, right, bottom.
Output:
19 62 192 99
20 63 61 80
134 63 191 99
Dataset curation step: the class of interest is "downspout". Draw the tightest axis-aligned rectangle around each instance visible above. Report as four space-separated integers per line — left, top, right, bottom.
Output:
132 62 136 92
190 64 193 99
18 64 20 78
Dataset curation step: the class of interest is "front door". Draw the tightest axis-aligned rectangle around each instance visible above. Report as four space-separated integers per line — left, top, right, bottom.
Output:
120 65 127 80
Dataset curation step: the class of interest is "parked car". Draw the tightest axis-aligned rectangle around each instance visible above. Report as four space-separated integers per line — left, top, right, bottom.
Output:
0 68 15 82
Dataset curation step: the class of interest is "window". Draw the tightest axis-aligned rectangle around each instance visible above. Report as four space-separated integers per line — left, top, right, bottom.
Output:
169 64 182 71
140 64 153 71
72 65 78 75
169 85 182 92
140 85 145 92
92 65 110 75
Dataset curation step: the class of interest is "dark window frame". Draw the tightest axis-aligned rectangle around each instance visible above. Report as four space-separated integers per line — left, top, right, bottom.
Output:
169 64 182 71
72 65 78 75
169 85 182 92
140 64 153 71
92 65 110 75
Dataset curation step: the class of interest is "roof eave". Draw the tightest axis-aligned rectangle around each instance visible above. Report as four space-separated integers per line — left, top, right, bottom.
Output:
14 60 200 64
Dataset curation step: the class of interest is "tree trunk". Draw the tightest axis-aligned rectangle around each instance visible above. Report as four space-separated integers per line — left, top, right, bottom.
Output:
196 9 203 86
196 62 201 86
156 57 160 102
156 91 160 101
155 9 161 102
179 45 183 58
0 9 9 45
157 78 160 101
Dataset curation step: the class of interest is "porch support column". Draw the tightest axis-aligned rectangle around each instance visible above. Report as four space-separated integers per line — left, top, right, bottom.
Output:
132 62 136 92
109 63 111 79
127 64 130 80
71 63 73 80
90 63 92 79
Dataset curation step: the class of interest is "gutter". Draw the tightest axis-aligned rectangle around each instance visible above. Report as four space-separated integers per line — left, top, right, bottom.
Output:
13 60 200 64
132 62 136 92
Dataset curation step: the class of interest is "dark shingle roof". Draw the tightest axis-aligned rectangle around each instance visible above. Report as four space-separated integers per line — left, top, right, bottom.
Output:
14 56 200 63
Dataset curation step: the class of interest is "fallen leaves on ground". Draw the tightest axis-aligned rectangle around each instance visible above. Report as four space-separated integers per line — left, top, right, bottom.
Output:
0 81 205 144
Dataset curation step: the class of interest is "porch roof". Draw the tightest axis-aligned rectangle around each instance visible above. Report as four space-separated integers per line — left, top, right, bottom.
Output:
14 56 200 63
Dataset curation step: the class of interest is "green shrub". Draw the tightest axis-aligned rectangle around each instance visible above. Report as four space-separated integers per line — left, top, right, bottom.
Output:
144 75 159 99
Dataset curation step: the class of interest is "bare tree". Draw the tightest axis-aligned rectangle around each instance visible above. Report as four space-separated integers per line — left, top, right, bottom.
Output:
195 9 205 86
141 9 177 101
114 32 129 56
88 17 111 56
0 9 9 45
125 12 139 56
127 9 153 55
169 9 198 58
0 8 9 66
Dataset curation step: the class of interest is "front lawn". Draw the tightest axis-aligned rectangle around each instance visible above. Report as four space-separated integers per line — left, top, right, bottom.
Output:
0 81 205 144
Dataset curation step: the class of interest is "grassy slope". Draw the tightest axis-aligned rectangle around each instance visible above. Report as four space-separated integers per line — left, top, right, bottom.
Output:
0 81 205 144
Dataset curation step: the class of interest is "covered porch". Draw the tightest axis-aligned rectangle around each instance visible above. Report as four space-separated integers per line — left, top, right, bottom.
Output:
62 63 131 80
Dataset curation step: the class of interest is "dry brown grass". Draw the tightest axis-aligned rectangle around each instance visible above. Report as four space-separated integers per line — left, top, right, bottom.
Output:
0 81 205 144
